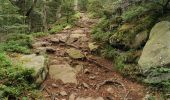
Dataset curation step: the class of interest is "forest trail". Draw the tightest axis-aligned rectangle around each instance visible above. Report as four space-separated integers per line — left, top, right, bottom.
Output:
34 13 147 100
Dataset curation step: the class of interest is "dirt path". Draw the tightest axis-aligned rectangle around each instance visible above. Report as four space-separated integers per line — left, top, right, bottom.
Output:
33 13 147 100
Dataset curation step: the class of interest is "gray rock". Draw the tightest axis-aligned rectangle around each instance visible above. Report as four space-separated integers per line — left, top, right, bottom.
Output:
49 64 77 84
131 31 148 49
14 54 48 85
138 21 170 72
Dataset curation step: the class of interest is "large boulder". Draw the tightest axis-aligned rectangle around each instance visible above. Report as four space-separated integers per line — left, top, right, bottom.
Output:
138 21 170 84
12 54 48 85
138 21 170 72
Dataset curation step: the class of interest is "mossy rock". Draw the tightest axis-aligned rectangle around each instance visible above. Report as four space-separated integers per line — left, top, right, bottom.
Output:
66 48 85 59
109 23 136 49
12 54 48 85
138 21 170 89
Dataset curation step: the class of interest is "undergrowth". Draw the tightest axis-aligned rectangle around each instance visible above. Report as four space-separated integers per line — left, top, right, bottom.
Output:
49 12 81 34
0 34 33 54
0 52 41 99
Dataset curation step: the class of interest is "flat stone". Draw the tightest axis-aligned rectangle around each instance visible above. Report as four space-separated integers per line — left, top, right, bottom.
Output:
66 48 85 59
88 42 99 51
32 41 51 48
55 34 69 43
74 64 83 72
49 64 77 84
70 34 86 38
72 29 84 34
51 38 60 43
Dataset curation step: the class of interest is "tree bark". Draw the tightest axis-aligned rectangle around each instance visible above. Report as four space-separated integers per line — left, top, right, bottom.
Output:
26 0 38 17
74 0 78 11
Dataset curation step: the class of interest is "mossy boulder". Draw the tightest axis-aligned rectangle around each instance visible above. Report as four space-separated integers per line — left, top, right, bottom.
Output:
138 21 170 87
66 48 85 59
12 54 48 85
109 14 155 50
138 21 170 72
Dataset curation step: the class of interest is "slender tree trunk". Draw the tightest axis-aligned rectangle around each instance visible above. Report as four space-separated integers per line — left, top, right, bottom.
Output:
26 0 38 17
43 1 48 33
74 0 78 11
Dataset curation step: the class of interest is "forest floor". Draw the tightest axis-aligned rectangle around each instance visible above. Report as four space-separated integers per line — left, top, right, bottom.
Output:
34 13 147 100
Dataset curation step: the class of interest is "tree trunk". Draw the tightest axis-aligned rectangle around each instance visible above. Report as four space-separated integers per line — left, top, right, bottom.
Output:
26 0 38 17
74 0 78 11
43 1 48 33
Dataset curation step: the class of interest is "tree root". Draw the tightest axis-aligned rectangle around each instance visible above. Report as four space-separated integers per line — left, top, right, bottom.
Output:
96 79 126 91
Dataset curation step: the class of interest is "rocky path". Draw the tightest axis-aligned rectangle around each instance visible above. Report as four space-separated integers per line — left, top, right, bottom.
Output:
33 13 147 100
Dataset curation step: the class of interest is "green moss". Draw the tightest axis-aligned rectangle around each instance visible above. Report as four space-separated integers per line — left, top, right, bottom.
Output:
0 34 33 54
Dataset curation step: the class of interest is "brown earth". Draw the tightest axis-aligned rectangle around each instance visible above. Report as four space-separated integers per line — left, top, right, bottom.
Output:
33 13 148 100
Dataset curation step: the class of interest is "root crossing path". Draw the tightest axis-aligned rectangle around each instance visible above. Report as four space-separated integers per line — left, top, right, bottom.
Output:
33 13 147 100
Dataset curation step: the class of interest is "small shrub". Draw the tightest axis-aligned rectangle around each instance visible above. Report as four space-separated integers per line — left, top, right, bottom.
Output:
101 44 118 59
144 67 170 92
115 53 127 71
49 23 67 34
31 32 48 38
0 34 33 54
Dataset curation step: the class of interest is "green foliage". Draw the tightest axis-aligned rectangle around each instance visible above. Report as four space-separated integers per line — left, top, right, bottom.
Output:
144 67 170 92
115 53 127 71
0 0 28 34
49 23 69 34
87 0 104 18
101 44 118 59
122 5 148 21
49 12 81 34
92 18 113 42
31 32 49 38
0 53 40 99
0 34 33 54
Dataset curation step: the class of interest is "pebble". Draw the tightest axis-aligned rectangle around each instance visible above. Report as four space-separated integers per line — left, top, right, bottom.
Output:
82 82 90 88
89 76 96 80
84 69 90 74
51 83 58 88
60 91 68 96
